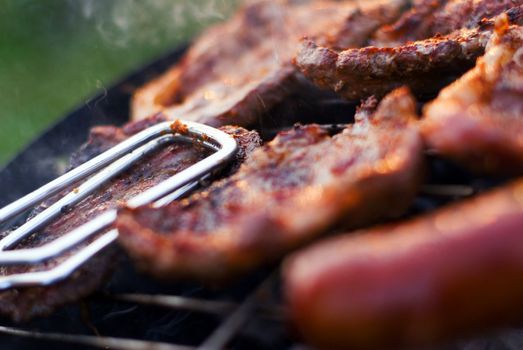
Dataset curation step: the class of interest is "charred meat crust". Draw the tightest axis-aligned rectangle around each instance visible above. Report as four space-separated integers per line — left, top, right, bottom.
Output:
295 3 522 100
374 0 522 46
116 87 424 283
427 0 523 36
313 0 410 50
284 179 523 350
373 0 449 46
296 25 490 99
0 114 261 322
422 21 523 175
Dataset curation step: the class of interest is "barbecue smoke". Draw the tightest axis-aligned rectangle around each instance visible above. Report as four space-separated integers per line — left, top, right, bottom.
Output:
69 0 239 48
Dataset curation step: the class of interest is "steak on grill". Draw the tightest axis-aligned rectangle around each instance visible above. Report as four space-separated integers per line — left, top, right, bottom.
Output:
116 87 424 282
296 25 489 100
284 179 523 350
422 18 523 175
131 0 407 126
373 0 521 45
295 2 522 100
0 114 261 322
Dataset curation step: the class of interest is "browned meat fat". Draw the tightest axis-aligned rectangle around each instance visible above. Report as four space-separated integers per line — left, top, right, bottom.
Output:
296 25 490 99
422 19 523 175
295 2 522 100
373 0 522 46
0 115 261 322
116 87 424 282
131 0 408 125
371 0 448 46
284 179 523 350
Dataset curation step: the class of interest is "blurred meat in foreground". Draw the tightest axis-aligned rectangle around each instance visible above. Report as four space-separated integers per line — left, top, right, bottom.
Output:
285 179 523 350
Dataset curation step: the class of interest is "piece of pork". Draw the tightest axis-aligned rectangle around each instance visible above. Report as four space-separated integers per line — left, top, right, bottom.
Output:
117 87 424 282
0 114 260 322
295 3 522 100
422 18 523 175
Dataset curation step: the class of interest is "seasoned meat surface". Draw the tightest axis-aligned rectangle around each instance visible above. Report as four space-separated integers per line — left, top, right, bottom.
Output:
372 0 448 46
296 3 522 100
422 19 523 174
117 87 424 282
374 0 521 45
131 0 407 125
0 114 261 322
297 25 490 99
313 0 409 50
285 179 523 350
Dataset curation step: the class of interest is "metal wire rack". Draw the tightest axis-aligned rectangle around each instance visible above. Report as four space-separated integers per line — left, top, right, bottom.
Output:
0 267 290 350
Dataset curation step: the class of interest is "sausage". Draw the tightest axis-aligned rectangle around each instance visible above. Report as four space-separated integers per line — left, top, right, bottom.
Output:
284 180 523 349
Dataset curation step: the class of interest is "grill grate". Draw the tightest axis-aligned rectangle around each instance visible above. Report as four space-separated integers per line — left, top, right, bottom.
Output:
0 262 294 349
0 271 284 350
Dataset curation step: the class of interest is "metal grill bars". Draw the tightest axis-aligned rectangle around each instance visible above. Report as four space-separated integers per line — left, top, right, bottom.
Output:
0 120 238 289
0 273 283 350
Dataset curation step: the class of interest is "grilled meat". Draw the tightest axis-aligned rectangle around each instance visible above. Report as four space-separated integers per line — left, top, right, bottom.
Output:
422 19 523 175
313 0 409 51
0 115 261 322
428 0 520 34
374 0 521 46
284 179 523 350
297 25 490 100
372 0 448 46
131 0 407 126
295 3 522 100
117 87 424 282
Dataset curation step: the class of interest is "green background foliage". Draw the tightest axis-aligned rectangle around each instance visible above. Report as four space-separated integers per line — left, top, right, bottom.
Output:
0 0 238 165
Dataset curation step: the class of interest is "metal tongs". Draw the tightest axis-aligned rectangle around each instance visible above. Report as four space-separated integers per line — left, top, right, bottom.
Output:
0 120 237 290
